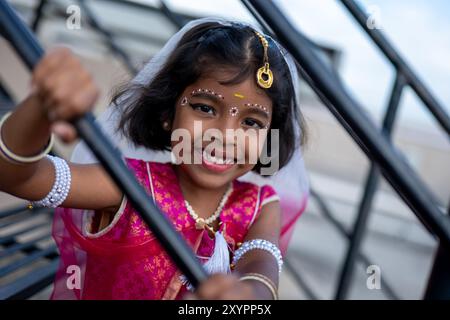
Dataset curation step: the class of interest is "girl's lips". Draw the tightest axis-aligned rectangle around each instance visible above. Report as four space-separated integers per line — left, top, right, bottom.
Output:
201 157 235 173
196 148 236 173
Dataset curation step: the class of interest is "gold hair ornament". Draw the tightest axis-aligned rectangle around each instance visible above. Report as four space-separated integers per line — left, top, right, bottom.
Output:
254 31 273 89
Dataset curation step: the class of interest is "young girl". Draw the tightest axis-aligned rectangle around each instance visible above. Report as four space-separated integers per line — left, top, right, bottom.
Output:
0 18 308 300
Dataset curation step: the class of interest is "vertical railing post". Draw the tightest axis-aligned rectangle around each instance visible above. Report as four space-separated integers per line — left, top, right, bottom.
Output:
335 72 406 299
31 0 47 32
77 0 138 74
424 206 450 299
424 242 450 299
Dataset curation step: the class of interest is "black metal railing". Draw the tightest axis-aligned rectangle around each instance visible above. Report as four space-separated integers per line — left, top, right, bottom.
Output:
340 0 450 136
242 0 450 300
333 0 450 299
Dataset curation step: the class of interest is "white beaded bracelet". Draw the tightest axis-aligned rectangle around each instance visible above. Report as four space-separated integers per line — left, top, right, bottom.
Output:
232 239 283 274
30 155 71 208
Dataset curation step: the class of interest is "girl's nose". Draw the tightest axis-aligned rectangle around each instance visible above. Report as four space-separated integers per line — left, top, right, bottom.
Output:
202 120 235 151
217 112 242 133
218 117 242 144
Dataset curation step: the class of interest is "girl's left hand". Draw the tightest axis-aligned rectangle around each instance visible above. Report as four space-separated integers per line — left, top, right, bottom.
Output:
183 273 257 300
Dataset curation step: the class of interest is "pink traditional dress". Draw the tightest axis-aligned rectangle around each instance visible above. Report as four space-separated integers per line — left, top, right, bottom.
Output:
50 158 282 300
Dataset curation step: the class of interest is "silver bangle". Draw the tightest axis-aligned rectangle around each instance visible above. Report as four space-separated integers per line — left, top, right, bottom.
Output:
31 155 71 208
0 111 54 164
232 239 283 274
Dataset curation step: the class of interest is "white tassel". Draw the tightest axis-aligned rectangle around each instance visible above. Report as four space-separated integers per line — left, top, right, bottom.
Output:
202 231 231 275
180 230 231 291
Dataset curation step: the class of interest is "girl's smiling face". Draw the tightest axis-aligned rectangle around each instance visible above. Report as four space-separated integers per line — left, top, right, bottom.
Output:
170 69 273 190
116 22 305 186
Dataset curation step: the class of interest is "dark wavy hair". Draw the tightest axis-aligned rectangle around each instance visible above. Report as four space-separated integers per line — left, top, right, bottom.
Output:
112 21 307 174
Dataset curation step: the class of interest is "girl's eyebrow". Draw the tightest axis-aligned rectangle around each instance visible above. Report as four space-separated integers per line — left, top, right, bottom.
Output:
190 88 224 101
243 103 270 117
241 105 270 120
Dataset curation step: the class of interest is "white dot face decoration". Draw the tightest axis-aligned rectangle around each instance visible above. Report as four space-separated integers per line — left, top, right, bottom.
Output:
244 103 269 115
229 106 239 117
186 88 271 126
190 88 224 100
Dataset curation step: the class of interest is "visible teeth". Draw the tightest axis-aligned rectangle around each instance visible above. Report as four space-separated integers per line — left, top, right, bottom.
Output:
202 150 233 165
215 157 225 165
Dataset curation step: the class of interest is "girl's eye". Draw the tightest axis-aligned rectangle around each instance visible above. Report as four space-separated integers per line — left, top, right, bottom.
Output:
242 118 266 129
189 103 216 115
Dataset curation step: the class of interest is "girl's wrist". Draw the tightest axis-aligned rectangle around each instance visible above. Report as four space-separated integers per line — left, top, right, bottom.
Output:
244 278 275 300
236 271 277 300
27 92 53 125
2 94 53 159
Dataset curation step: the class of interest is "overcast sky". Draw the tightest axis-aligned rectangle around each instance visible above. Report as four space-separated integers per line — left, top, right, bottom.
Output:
139 0 450 133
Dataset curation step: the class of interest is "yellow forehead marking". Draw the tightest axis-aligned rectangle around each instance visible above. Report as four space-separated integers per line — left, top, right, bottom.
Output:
233 93 245 99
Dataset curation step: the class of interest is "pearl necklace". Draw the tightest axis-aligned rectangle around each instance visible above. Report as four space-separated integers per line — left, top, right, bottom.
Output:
184 183 233 232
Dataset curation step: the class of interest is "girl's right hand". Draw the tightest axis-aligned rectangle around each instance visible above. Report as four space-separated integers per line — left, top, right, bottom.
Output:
31 47 100 143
